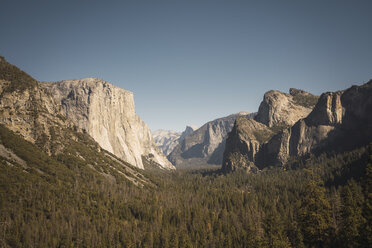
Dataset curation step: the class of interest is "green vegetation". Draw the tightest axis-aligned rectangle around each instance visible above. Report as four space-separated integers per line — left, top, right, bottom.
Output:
292 93 319 108
269 123 290 134
252 123 289 143
0 56 38 93
0 123 371 247
252 129 273 143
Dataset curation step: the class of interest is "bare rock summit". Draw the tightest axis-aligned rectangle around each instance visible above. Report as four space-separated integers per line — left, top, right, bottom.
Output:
153 126 197 156
255 89 318 127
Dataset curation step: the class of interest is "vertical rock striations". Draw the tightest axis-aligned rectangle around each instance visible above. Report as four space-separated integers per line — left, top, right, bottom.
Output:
153 126 197 156
263 81 372 166
168 112 256 167
42 78 174 170
222 117 272 172
223 88 318 172
223 81 372 173
255 88 317 127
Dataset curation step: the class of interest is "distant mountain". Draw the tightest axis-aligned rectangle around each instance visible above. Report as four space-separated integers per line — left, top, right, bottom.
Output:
168 112 256 167
153 126 197 156
222 82 372 172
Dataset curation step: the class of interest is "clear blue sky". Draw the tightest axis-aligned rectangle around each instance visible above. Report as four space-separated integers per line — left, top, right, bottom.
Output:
1 0 371 131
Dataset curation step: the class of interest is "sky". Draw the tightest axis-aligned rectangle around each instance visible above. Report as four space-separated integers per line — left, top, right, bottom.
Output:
1 0 371 132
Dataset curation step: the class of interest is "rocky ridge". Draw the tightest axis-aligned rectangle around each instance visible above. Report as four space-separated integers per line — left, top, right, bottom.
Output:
168 112 256 167
0 57 154 185
255 88 317 127
262 81 372 167
0 57 74 154
42 79 174 170
222 81 372 172
153 126 197 156
222 88 318 172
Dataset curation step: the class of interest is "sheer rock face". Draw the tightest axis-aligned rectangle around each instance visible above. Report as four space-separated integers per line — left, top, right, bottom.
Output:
179 126 198 142
153 126 197 156
306 91 344 126
223 81 372 172
168 112 256 167
222 117 272 172
153 130 182 156
255 89 317 127
42 78 174 170
264 81 372 166
223 88 318 172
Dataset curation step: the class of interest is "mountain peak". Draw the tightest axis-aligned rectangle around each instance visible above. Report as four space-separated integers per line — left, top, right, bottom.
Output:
255 88 318 127
289 88 310 96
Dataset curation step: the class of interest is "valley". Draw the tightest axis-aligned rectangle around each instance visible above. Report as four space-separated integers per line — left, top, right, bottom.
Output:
0 57 371 247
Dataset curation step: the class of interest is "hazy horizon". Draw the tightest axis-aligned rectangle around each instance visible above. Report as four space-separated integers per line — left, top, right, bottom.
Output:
1 0 371 131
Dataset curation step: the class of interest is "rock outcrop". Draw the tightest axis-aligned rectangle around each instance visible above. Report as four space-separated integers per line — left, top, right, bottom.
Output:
153 126 197 156
0 56 161 185
42 79 174 170
153 130 182 156
255 89 318 127
179 126 198 142
263 81 372 166
168 112 256 167
223 81 372 172
222 117 272 172
223 88 318 172
0 57 74 154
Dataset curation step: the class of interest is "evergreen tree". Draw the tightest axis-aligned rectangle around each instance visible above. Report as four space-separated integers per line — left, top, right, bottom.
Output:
262 210 290 248
298 171 332 247
360 147 372 247
339 180 365 247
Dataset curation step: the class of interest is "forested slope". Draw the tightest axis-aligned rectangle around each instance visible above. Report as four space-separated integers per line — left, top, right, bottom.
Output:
1 120 370 247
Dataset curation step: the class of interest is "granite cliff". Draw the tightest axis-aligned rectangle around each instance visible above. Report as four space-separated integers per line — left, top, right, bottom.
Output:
262 81 372 166
222 117 272 172
255 88 318 127
168 112 256 167
0 56 73 154
42 79 174 170
0 56 155 185
153 126 197 156
222 88 318 172
223 81 372 172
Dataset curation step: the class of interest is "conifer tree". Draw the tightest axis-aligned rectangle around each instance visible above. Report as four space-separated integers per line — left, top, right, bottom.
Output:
339 180 365 247
298 171 332 247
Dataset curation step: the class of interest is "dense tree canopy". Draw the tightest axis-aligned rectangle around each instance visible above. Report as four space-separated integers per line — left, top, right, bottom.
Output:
0 123 371 247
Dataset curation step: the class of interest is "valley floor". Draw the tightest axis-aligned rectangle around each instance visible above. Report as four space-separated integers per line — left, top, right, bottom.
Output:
1 141 371 247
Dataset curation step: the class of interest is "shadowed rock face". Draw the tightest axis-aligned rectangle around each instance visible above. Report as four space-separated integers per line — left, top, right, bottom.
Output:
42 78 174 170
222 88 317 172
222 117 272 172
153 126 197 156
263 80 372 166
223 80 372 173
168 112 256 167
